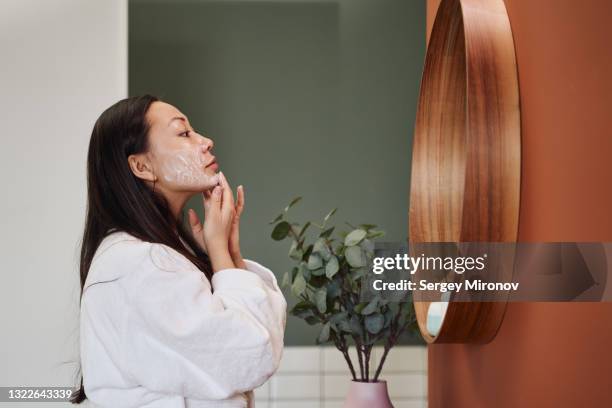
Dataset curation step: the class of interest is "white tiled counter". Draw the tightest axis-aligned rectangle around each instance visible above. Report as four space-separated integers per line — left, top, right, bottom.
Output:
254 346 428 408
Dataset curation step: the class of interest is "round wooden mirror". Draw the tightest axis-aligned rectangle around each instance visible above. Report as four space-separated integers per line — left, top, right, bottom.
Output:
408 0 521 343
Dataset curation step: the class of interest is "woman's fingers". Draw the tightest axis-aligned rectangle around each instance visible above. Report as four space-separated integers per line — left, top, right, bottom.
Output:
188 208 207 252
201 188 212 210
219 172 235 215
236 185 245 218
188 209 203 233
201 184 227 253
202 190 209 211
203 185 223 216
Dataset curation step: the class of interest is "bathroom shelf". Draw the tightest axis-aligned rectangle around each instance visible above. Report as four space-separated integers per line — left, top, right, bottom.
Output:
409 0 521 343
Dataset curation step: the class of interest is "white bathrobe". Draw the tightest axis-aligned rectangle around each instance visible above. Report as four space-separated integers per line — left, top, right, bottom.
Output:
80 231 287 408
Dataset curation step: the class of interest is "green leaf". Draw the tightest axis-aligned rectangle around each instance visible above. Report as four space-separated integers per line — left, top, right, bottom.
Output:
285 196 302 212
345 229 367 246
307 253 323 270
291 271 307 296
350 277 360 292
290 308 315 319
361 297 380 315
345 245 366 267
324 208 337 222
364 330 384 345
302 244 314 262
309 275 327 287
291 300 315 313
311 267 326 276
288 240 303 260
327 278 342 298
325 255 339 278
366 230 386 239
302 266 312 280
298 221 311 238
349 315 364 337
271 221 291 240
269 213 284 225
320 226 335 239
290 266 299 280
281 271 291 288
360 238 374 254
313 238 332 261
290 301 316 319
336 319 352 333
317 322 331 343
354 302 368 314
359 224 378 230
365 313 384 334
305 315 320 325
330 311 351 333
350 267 366 281
330 311 348 323
314 287 327 313
328 320 338 332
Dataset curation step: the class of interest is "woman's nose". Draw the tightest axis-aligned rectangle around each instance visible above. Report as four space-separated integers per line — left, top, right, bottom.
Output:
200 137 214 152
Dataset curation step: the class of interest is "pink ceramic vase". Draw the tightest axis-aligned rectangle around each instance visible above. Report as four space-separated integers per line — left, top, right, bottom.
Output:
342 380 394 408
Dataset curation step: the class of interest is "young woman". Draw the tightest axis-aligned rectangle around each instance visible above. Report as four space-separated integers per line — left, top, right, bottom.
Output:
71 95 287 407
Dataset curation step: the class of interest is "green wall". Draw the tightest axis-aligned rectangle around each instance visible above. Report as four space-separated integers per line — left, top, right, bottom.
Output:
129 0 425 345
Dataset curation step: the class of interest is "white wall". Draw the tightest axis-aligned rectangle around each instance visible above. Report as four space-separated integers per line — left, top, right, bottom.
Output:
255 346 427 408
0 0 127 403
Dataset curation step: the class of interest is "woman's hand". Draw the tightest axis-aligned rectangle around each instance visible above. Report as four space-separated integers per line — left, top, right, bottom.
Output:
217 173 247 270
188 172 246 271
187 208 207 254
200 173 236 272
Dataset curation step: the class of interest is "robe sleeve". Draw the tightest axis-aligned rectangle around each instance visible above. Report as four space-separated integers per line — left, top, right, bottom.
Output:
121 243 287 401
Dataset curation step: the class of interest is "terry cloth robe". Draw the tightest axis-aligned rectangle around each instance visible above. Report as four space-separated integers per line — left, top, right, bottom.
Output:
79 231 287 407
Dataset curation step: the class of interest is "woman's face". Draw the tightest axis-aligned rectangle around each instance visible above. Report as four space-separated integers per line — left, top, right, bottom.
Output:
136 101 220 194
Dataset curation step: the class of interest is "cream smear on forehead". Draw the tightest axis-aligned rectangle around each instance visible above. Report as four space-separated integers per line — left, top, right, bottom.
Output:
159 148 220 187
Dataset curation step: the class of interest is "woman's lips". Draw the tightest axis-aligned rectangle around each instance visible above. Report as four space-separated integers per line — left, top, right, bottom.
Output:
205 160 218 170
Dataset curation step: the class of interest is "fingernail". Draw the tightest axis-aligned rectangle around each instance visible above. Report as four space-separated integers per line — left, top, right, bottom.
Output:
214 186 222 195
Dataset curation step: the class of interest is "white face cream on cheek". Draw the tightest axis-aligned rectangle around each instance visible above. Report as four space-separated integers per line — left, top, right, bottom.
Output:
158 149 220 189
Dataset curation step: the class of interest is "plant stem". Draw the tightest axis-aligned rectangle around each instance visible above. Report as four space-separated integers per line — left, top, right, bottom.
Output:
335 335 357 380
373 313 412 381
372 307 399 382
354 339 365 380
288 225 300 241
373 342 391 382
364 345 371 381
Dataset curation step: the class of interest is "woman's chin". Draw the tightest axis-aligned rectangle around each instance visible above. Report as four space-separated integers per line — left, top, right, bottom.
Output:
199 173 221 191
207 170 221 184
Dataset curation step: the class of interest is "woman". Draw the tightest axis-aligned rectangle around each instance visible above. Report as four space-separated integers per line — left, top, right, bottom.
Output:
71 95 287 407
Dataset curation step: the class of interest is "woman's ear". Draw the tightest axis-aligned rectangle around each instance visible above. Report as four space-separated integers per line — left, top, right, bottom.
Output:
128 153 157 182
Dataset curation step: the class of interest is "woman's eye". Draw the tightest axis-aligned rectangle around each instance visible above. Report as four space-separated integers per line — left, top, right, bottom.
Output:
179 130 190 137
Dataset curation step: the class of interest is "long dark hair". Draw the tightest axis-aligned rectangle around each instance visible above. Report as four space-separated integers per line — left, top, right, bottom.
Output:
70 94 213 403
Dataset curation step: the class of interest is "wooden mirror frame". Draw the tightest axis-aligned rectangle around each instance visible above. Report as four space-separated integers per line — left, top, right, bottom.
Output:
409 0 521 343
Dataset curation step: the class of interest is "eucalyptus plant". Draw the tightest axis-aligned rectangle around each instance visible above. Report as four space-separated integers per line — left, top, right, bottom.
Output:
270 196 418 382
